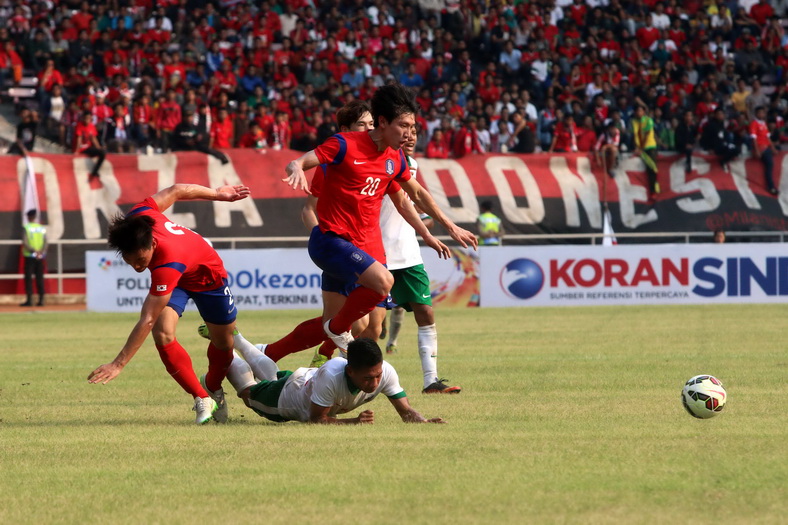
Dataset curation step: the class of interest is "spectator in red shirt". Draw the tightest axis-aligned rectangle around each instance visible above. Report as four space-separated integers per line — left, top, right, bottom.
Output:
549 114 578 153
214 59 238 95
210 107 234 149
153 89 181 151
37 59 64 94
749 0 774 26
637 18 660 51
426 129 450 159
74 111 106 181
749 106 779 195
453 116 485 158
576 115 597 152
239 121 268 151
269 111 291 150
71 2 94 32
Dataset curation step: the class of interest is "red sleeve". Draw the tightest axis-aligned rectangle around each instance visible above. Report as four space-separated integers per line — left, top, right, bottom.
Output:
129 196 160 215
149 265 184 296
313 135 343 165
386 181 402 194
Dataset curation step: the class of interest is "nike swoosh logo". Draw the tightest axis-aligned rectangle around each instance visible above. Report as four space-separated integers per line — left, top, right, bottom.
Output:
422 294 431 298
354 160 367 165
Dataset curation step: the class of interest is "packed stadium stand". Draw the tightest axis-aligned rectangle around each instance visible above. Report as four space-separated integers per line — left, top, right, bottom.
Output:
1 0 787 160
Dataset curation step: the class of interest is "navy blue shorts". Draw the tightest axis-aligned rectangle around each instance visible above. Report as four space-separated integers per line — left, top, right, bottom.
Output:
167 278 237 325
308 226 376 295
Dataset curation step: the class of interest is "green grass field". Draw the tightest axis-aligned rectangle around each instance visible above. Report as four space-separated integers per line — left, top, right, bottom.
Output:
1 305 786 524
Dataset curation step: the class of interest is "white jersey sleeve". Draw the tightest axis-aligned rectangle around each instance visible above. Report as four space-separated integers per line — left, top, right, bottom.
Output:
379 156 424 270
380 361 406 398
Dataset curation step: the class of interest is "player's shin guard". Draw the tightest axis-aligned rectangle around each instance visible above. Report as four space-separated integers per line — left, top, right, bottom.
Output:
388 307 405 346
205 342 233 392
331 287 386 334
418 324 439 389
227 354 257 394
265 316 327 361
156 340 208 398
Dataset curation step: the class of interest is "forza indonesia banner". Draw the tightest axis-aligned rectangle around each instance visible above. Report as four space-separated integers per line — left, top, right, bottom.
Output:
3 150 788 275
480 244 788 307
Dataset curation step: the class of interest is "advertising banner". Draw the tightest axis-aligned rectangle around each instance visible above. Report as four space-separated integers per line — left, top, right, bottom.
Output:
480 244 788 307
87 246 477 312
87 248 323 312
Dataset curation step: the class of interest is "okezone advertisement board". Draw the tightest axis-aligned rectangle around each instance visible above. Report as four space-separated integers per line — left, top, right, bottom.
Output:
480 244 788 307
86 247 472 312
87 249 324 312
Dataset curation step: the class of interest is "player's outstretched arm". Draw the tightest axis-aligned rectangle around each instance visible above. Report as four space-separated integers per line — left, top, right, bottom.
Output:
399 178 478 250
308 403 374 424
151 183 251 213
87 293 170 384
389 190 450 259
283 150 321 194
389 396 445 424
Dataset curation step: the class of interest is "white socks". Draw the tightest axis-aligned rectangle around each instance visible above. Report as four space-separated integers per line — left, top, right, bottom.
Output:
227 353 256 393
417 324 438 388
387 307 405 346
233 333 278 381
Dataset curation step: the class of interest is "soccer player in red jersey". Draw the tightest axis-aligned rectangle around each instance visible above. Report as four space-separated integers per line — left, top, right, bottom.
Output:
88 183 251 424
283 83 477 351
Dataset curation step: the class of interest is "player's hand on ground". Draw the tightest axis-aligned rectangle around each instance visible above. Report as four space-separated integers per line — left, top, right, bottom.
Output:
283 162 311 194
448 226 479 250
357 410 374 424
215 185 251 202
425 235 451 259
87 362 123 384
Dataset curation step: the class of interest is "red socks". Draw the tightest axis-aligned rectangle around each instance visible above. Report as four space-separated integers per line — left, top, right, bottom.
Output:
318 340 336 358
265 316 328 362
330 287 386 334
155 340 208 398
205 342 233 392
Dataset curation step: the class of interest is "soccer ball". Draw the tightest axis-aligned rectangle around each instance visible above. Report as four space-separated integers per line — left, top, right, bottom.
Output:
681 375 727 419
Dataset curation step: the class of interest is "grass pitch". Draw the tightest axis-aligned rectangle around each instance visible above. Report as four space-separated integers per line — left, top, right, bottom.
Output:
0 305 786 524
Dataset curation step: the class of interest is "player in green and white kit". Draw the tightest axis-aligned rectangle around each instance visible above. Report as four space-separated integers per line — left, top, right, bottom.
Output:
225 337 444 424
362 127 461 394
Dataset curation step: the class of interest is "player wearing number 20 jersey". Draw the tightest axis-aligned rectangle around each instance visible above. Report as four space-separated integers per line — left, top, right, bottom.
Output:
313 131 411 262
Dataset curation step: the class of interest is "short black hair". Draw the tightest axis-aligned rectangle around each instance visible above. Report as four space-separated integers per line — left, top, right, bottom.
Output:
480 200 493 212
108 213 155 255
26 209 37 220
346 338 383 370
336 100 371 130
370 82 419 127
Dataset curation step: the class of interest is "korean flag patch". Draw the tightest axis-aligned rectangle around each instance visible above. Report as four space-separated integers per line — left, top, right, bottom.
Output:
385 159 395 175
156 285 168 292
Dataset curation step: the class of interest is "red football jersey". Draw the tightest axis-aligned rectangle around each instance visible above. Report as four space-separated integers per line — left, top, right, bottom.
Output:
128 197 227 295
312 131 409 260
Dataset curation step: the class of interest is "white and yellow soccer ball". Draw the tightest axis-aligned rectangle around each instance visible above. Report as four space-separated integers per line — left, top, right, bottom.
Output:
681 375 727 419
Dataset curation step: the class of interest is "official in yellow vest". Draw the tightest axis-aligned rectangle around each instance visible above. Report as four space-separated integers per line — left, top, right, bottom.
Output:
21 209 47 307
632 105 660 196
476 201 503 246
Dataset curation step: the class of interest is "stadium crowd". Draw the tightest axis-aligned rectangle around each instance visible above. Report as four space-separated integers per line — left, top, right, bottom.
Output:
2 0 788 168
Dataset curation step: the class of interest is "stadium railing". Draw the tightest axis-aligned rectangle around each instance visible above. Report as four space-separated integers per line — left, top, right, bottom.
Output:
1 231 786 295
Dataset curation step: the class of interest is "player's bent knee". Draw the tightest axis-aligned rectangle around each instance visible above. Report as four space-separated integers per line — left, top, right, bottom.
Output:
152 329 176 346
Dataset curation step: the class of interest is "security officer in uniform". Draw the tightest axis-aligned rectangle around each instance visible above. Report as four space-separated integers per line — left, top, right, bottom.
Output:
476 200 503 246
21 209 47 307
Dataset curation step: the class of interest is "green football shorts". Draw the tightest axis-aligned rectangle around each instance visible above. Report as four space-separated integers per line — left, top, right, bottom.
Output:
390 264 432 312
247 370 293 422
